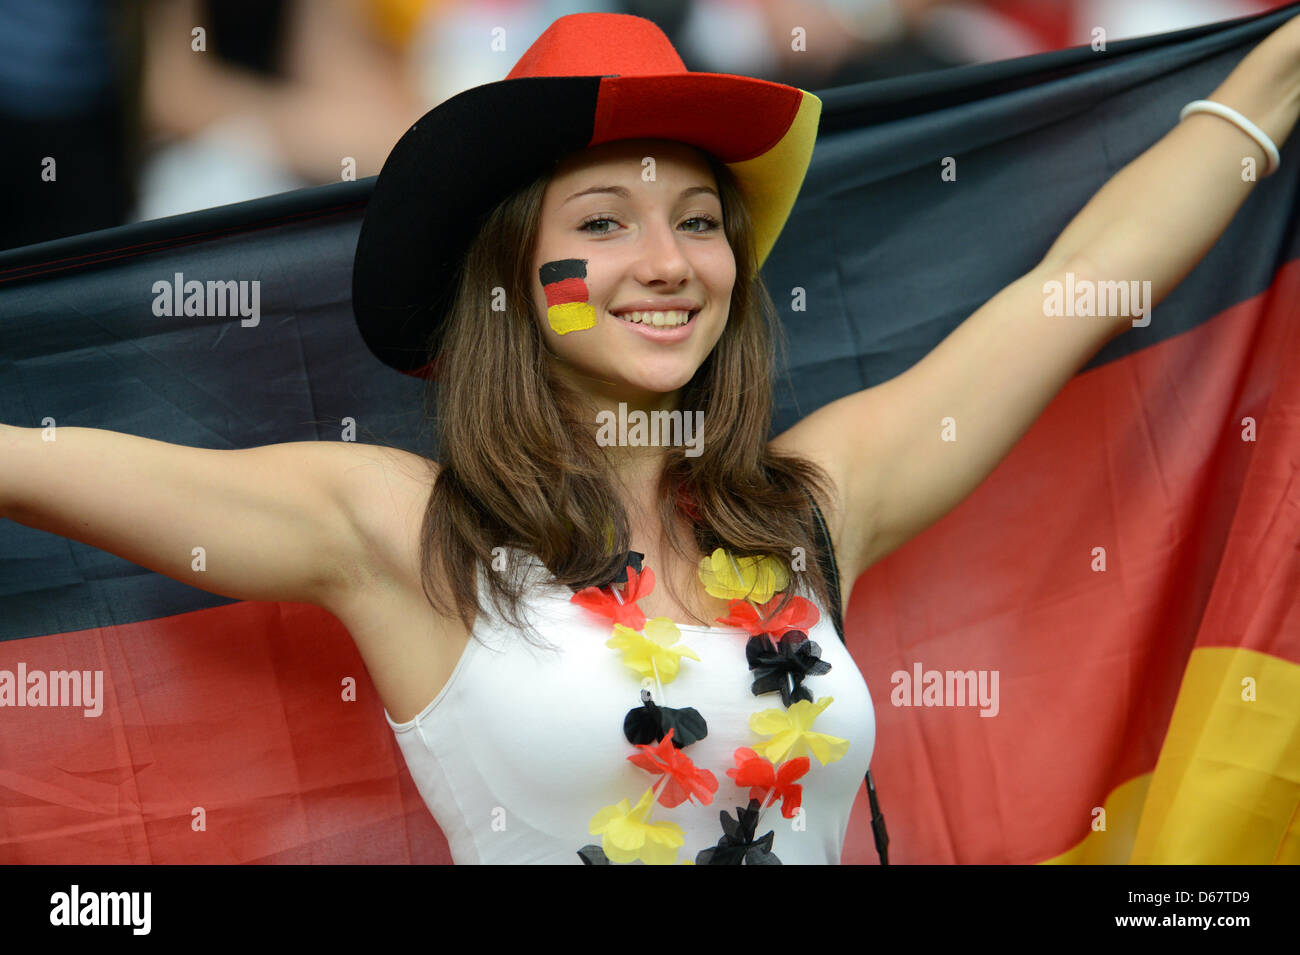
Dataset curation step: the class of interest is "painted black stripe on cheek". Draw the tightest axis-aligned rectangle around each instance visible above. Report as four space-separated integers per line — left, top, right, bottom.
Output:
539 258 587 285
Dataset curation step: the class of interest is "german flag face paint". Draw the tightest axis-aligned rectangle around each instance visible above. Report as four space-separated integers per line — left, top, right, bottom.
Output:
539 258 598 335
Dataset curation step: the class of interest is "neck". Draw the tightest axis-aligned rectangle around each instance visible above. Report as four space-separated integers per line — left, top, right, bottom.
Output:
550 360 686 507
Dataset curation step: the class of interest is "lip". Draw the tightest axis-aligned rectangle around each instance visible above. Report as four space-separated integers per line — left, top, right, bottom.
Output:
610 307 700 343
610 299 700 315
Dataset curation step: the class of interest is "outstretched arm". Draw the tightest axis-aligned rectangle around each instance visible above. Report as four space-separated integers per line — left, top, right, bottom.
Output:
0 424 424 610
777 13 1300 582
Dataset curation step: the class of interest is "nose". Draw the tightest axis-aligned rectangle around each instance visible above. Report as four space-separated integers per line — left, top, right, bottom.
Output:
631 217 691 289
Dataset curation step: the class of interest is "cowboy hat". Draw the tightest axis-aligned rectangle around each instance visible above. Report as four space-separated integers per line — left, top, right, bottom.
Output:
351 12 821 378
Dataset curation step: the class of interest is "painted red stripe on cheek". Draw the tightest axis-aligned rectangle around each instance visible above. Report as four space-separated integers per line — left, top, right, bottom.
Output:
543 276 589 306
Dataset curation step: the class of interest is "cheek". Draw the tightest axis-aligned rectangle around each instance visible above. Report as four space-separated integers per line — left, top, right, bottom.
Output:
538 258 598 336
714 248 738 291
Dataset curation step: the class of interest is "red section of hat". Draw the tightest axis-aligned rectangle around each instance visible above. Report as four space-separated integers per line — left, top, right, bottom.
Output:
506 13 685 81
591 74 802 164
543 276 589 307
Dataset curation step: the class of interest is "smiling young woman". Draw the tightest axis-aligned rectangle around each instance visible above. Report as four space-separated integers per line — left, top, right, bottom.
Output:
336 12 881 864
323 6 1300 864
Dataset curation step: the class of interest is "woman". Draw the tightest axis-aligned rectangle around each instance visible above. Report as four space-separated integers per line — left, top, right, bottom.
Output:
2 11 1295 864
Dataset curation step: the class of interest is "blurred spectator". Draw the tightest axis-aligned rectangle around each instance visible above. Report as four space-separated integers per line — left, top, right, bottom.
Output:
0 0 140 251
748 0 976 86
0 0 1292 253
0 0 425 249
136 0 424 220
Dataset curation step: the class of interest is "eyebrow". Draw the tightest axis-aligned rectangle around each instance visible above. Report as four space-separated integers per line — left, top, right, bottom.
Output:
562 184 719 205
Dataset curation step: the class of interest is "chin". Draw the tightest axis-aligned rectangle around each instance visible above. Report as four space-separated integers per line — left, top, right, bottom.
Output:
610 347 709 387
615 362 703 395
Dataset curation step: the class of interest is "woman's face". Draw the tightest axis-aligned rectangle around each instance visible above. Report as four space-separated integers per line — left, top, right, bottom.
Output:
530 139 736 402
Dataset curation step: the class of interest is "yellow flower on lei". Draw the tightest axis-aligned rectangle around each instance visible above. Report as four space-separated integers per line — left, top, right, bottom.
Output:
749 696 850 766
606 617 700 683
697 548 790 603
589 786 686 865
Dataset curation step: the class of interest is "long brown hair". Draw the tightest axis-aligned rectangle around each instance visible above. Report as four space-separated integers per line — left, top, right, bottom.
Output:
416 148 839 649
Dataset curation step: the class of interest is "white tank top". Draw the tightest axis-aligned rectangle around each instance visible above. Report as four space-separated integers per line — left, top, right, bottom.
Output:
384 548 876 864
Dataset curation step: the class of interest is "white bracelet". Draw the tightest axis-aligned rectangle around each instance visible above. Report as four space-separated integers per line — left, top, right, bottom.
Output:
1180 99 1280 177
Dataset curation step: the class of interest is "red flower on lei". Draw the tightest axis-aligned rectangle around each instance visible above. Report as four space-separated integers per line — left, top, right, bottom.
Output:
727 747 810 819
714 592 820 638
627 727 719 808
571 564 654 630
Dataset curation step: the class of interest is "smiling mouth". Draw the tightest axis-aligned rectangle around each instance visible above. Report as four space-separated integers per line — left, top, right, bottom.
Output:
611 308 699 328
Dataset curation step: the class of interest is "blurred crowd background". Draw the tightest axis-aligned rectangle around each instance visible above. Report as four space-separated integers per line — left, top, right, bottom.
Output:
1 0 1293 252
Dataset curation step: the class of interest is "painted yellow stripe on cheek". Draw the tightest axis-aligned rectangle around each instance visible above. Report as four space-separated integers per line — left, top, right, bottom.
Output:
547 302 598 335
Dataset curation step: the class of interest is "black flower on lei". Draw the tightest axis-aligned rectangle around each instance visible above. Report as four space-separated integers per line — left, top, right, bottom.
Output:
695 798 782 865
623 688 707 747
745 631 832 706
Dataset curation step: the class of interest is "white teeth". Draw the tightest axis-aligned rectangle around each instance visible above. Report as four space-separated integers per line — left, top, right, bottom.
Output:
615 309 693 327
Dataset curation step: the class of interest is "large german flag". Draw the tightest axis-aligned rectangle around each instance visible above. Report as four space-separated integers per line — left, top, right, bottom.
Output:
2 3 1297 864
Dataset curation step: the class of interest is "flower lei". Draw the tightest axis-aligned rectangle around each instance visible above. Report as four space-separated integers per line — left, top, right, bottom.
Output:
572 547 849 864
